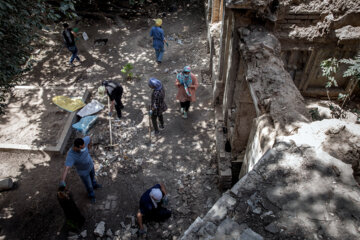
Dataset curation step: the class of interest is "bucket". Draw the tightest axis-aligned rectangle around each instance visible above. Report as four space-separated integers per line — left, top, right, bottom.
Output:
0 178 13 191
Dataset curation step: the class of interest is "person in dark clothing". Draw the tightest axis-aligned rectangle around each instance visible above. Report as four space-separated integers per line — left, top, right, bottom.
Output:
137 183 171 235
102 80 124 119
148 78 167 135
57 185 85 231
62 23 80 66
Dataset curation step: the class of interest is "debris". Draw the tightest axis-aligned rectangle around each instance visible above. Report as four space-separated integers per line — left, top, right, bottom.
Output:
80 230 87 238
260 211 275 219
106 229 113 237
114 230 121 236
177 40 183 45
94 221 106 237
164 68 169 73
265 222 280 234
240 228 264 240
120 222 126 229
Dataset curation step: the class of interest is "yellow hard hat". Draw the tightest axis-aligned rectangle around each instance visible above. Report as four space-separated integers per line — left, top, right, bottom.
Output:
155 18 162 27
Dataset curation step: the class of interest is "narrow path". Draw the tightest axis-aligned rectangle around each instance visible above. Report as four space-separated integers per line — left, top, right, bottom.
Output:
0 6 220 240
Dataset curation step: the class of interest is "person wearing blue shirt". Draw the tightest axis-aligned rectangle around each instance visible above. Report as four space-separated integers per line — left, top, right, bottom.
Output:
60 136 101 204
150 18 167 63
137 183 171 235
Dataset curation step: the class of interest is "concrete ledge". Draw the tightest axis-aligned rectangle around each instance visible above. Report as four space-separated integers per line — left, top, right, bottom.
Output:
0 87 89 154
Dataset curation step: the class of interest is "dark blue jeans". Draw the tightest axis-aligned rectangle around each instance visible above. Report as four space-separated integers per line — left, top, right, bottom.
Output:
154 47 164 62
79 167 98 198
68 46 80 63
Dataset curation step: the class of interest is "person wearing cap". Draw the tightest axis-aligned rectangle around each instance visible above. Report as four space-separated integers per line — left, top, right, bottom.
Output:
102 80 124 119
62 23 81 66
148 78 168 135
60 137 102 204
150 18 167 63
175 66 199 119
137 183 171 234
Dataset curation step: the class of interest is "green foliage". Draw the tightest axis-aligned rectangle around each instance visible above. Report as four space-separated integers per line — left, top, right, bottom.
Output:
339 54 360 88
121 63 134 80
320 54 360 119
0 0 77 114
309 108 322 121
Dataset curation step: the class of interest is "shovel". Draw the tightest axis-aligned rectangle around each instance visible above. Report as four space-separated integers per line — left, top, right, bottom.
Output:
105 97 118 148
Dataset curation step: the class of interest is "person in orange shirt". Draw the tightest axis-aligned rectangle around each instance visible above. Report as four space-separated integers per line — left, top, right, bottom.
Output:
175 66 199 119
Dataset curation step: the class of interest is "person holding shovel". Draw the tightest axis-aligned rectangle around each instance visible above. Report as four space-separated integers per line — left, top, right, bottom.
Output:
175 66 199 119
102 80 124 119
62 23 81 66
150 18 167 63
148 78 167 135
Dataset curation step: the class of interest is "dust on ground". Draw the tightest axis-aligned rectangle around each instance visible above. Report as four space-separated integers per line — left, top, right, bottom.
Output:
0 5 220 240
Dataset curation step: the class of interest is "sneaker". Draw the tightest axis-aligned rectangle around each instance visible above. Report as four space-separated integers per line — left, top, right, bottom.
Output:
68 62 74 67
159 124 164 130
93 184 102 189
182 112 188 119
90 197 96 204
180 108 184 114
152 130 160 135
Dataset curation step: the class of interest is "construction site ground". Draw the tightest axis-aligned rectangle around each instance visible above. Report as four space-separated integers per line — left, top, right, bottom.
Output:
0 5 221 240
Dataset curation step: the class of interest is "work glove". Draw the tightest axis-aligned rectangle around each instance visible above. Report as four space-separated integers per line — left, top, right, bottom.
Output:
59 181 66 188
108 112 112 117
162 194 169 206
139 229 147 235
149 110 153 116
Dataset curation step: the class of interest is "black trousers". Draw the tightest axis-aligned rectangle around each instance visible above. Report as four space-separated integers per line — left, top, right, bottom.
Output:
144 207 171 222
114 96 124 118
152 113 164 132
180 101 191 112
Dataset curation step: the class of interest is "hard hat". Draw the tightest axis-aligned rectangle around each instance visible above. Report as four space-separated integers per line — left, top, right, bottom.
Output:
155 19 162 27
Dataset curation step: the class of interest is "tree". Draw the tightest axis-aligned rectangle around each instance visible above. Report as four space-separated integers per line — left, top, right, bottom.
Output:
0 0 76 114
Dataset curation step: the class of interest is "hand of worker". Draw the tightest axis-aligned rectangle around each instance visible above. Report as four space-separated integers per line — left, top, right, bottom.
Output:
59 181 66 188
162 194 169 206
149 110 153 116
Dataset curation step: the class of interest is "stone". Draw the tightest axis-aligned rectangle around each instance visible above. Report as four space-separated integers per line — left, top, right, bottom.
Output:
114 230 121 236
80 230 87 238
214 218 244 239
130 228 138 235
67 235 79 240
94 221 106 237
106 229 113 237
164 68 169 73
163 230 170 238
240 228 263 240
265 222 280 234
182 217 204 236
120 221 126 229
105 200 111 210
198 221 217 237
204 194 237 223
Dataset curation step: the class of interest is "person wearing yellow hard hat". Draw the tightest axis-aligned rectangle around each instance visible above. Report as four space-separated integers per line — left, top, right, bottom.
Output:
150 18 167 63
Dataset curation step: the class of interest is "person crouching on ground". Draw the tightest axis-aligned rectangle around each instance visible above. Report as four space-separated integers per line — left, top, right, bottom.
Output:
60 136 101 204
148 78 167 135
102 80 124 119
150 18 167 63
137 183 171 235
62 23 81 66
175 66 199 119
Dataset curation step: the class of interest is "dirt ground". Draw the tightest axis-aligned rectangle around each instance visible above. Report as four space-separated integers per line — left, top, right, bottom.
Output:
0 5 220 240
